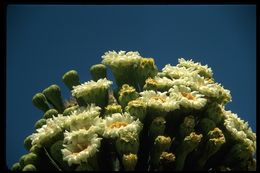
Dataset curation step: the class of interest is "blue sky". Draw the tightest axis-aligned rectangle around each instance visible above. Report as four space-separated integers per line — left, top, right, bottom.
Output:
6 5 256 168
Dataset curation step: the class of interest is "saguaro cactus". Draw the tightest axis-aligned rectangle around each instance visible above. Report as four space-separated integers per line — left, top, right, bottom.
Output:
11 50 256 171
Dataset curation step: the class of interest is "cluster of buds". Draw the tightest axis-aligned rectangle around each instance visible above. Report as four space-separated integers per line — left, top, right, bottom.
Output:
11 51 256 171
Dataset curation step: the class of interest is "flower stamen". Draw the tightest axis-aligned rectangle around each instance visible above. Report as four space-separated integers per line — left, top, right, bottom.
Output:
181 92 195 100
109 121 128 129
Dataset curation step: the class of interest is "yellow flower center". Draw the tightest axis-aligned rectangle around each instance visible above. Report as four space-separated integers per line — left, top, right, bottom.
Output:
140 58 155 68
73 143 88 154
181 92 195 100
152 96 166 102
109 121 128 128
145 78 157 85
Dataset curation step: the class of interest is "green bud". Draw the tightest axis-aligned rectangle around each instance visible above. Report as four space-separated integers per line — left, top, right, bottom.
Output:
75 162 94 171
159 152 176 171
22 164 36 171
104 104 122 116
42 84 65 113
11 162 21 171
50 140 70 170
20 153 39 167
32 93 49 112
118 84 139 108
24 135 32 151
143 77 157 91
137 58 158 88
125 99 146 122
179 115 195 139
29 145 42 155
197 128 225 168
224 142 252 167
63 105 79 116
122 153 138 171
151 136 172 168
182 132 203 153
62 70 81 90
149 117 166 140
116 132 139 156
34 118 46 129
154 136 172 152
43 109 59 119
175 132 203 170
204 102 224 124
90 64 107 81
198 118 216 135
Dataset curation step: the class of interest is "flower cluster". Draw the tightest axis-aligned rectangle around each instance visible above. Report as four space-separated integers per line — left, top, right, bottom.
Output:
11 51 256 171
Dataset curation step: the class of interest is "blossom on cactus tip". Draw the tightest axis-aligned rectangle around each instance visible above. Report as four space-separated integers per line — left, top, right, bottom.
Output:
223 110 256 154
62 130 102 166
71 78 112 107
12 50 256 171
102 112 143 139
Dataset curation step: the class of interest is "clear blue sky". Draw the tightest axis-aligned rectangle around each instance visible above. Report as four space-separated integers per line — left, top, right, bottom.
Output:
6 5 256 168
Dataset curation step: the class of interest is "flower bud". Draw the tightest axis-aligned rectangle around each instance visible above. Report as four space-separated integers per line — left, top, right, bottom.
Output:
137 58 158 88
22 164 37 171
159 152 176 170
175 132 203 170
62 70 81 90
198 118 216 135
122 153 138 171
179 115 195 139
32 93 49 112
118 84 139 108
149 117 166 140
116 131 139 156
24 135 32 151
29 145 42 155
143 77 157 91
154 136 171 152
125 99 146 122
197 128 225 168
90 64 107 81
42 84 65 113
11 162 21 171
34 118 46 129
63 105 79 116
19 153 39 168
50 140 70 170
43 109 59 119
104 104 122 116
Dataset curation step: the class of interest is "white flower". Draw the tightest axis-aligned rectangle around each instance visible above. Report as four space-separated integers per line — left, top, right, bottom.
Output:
62 129 102 166
160 64 194 79
177 58 213 78
102 112 143 138
139 90 180 112
31 114 69 147
169 85 207 109
67 104 104 134
71 78 112 98
223 110 256 154
101 50 142 67
196 82 232 104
